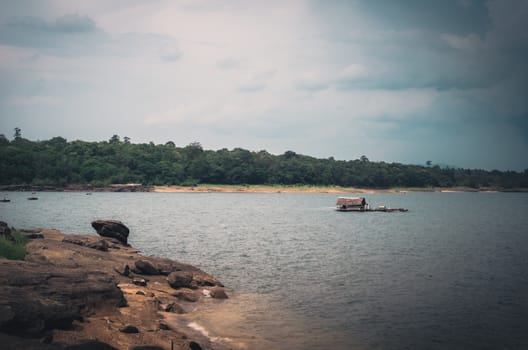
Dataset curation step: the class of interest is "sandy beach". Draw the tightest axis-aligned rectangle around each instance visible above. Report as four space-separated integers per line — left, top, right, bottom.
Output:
152 185 410 194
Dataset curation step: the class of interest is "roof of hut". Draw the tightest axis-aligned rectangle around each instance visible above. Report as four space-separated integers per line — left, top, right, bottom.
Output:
336 197 366 206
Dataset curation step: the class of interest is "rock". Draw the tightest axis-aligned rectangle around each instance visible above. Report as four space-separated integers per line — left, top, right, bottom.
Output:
20 232 44 239
119 325 139 333
62 236 109 251
162 302 186 314
65 340 119 350
167 271 193 289
41 333 53 344
0 227 227 350
0 259 126 337
209 287 228 299
159 322 171 330
189 341 203 350
0 221 14 241
114 264 130 277
0 332 63 349
134 260 159 275
90 220 129 245
191 274 222 288
172 291 199 303
132 278 147 287
18 229 44 239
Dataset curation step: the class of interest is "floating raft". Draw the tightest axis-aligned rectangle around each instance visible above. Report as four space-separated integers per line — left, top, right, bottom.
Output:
335 197 408 212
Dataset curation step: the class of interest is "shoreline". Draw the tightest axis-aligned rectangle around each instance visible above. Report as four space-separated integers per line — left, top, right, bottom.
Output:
151 185 527 193
0 225 238 350
1 184 527 194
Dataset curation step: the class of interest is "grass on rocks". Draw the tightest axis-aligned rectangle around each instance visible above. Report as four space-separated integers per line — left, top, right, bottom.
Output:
0 231 30 260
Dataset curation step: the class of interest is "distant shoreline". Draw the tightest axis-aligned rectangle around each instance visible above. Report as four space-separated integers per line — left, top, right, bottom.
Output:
152 185 527 193
1 184 527 193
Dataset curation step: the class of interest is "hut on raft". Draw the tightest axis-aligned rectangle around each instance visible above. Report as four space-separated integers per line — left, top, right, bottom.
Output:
336 197 367 211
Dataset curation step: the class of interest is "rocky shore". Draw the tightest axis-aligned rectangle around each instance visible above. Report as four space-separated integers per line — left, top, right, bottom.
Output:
0 220 231 350
0 184 152 192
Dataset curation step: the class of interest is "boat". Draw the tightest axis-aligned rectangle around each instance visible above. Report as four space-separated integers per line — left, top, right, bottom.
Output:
336 197 368 211
1 198 10 203
27 197 38 200
336 197 408 212
375 206 408 212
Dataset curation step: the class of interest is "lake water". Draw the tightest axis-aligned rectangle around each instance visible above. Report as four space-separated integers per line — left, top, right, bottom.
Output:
2 191 528 349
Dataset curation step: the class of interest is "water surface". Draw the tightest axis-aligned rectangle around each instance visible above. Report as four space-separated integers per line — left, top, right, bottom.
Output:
2 191 527 349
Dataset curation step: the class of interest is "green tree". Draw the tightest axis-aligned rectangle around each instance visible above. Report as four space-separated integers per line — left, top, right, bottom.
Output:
109 135 120 144
13 127 21 140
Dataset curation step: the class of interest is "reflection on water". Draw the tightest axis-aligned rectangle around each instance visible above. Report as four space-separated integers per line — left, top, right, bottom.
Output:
2 191 528 349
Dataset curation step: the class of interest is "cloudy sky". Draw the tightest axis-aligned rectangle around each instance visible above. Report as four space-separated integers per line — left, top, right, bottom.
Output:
0 0 527 170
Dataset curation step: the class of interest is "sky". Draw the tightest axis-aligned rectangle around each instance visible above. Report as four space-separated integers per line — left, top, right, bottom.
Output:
0 0 527 171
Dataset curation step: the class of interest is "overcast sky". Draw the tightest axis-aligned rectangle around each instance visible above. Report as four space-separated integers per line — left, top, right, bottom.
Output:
0 0 527 170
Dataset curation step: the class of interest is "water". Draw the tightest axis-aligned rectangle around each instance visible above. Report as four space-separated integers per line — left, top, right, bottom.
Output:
2 191 528 349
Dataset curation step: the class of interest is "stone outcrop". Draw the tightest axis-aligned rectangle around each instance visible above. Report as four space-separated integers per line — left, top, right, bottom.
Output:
0 259 126 336
133 260 159 275
62 235 109 251
91 220 129 245
167 271 194 289
209 287 229 299
18 229 44 239
118 325 139 334
0 224 227 350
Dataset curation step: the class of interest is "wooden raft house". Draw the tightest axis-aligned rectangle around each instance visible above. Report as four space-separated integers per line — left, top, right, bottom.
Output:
336 197 408 212
336 197 368 211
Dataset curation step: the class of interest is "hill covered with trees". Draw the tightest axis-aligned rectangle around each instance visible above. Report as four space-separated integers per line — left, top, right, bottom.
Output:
1 132 527 190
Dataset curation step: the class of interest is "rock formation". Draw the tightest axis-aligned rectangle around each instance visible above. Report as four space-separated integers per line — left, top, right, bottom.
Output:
0 221 229 350
90 220 129 245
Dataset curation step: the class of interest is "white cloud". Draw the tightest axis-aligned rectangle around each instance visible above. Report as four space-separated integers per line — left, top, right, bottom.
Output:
159 44 182 62
216 57 241 70
8 95 61 106
442 33 483 51
339 63 368 80
295 70 330 91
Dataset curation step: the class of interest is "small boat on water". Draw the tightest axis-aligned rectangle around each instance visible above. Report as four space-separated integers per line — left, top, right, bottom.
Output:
375 205 408 212
336 197 408 212
1 198 10 203
27 196 38 200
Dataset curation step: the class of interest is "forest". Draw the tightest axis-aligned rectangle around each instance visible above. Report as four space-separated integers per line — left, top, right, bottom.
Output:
1 131 527 189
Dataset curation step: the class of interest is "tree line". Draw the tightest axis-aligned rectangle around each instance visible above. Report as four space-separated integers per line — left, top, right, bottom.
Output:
1 132 527 189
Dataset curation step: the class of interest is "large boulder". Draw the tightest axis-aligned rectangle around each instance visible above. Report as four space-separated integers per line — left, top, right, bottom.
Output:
91 220 129 245
209 287 228 299
167 271 194 289
133 260 160 275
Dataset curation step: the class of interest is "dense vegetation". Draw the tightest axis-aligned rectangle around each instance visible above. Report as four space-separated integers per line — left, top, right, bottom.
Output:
1 131 527 189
